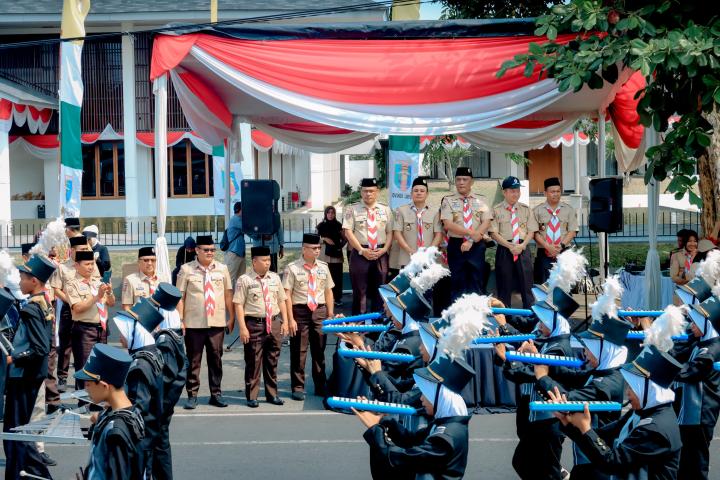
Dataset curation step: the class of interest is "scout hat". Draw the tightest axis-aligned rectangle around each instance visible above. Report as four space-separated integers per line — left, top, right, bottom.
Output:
18 255 57 283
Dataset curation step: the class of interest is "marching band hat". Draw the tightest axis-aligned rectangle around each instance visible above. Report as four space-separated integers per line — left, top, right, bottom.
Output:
74 344 133 388
21 243 36 256
138 246 156 258
251 246 271 257
575 315 633 346
389 286 432 321
360 178 378 188
676 276 712 305
150 283 182 311
414 355 475 395
689 295 720 334
531 288 579 329
621 344 683 389
380 272 412 295
120 297 164 334
18 255 57 283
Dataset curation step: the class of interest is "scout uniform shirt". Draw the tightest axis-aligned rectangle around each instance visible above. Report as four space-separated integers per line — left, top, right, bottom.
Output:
531 201 579 247
65 277 108 324
392 203 443 266
342 202 393 247
282 259 335 306
490 201 538 242
440 193 493 238
176 260 233 329
122 272 160 307
49 259 100 295
234 270 286 317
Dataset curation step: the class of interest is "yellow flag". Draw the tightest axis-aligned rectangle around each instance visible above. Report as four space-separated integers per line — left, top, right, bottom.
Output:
392 0 421 20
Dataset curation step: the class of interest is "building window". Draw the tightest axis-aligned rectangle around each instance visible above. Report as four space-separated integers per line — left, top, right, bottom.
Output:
82 141 125 199
156 140 214 198
430 146 490 179
586 141 618 176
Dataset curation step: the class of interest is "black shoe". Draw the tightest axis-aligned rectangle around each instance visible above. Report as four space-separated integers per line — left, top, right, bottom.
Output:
247 399 259 408
39 452 57 466
291 391 305 401
209 395 228 408
183 396 198 410
267 396 285 406
57 379 67 393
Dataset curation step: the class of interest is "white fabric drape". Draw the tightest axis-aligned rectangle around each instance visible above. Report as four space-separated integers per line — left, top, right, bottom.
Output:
613 121 647 174
170 68 231 145
0 126 11 232
255 123 377 154
462 114 582 152
153 75 171 283
644 129 661 309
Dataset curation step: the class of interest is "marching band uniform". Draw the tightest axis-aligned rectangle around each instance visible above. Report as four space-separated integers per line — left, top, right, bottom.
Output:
121 246 160 309
149 283 187 480
490 176 537 308
440 167 492 300
234 246 287 407
3 256 55 480
113 298 165 478
564 344 683 480
343 178 394 314
283 233 334 399
532 178 578 283
76 344 145 480
363 355 475 480
672 296 720 480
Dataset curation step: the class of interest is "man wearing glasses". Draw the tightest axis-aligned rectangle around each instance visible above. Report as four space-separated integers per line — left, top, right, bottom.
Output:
121 247 160 310
176 235 235 409
283 233 335 400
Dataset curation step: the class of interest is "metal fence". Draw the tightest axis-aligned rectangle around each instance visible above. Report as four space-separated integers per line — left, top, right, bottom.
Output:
0 210 702 250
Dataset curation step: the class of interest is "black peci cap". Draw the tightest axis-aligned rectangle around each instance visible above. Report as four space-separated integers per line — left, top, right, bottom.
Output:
360 178 378 188
544 177 561 189
74 250 95 262
251 246 271 257
74 344 133 388
411 177 429 189
138 246 156 258
196 235 214 246
64 217 81 229
302 233 321 245
455 167 472 178
69 236 88 247
18 255 57 283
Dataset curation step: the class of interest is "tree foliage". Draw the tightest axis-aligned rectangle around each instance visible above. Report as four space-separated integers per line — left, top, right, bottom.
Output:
496 1 720 208
421 135 472 189
438 0 561 19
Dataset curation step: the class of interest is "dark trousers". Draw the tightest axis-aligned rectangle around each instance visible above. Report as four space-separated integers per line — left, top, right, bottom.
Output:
328 262 343 302
495 245 534 308
152 423 173 480
243 316 282 400
184 327 225 397
270 253 279 273
71 322 107 390
56 302 73 381
512 419 565 480
679 424 713 480
3 378 52 480
349 249 388 315
290 304 328 394
45 317 60 407
447 238 486 301
534 248 556 284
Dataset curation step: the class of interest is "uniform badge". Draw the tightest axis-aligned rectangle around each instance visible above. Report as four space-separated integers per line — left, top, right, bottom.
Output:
405 224 412 231
424 222 432 229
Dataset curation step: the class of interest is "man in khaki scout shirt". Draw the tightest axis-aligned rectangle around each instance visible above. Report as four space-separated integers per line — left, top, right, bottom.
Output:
49 235 98 391
392 177 443 268
283 234 334 401
440 166 493 300
65 250 115 390
490 176 537 308
532 177 579 283
121 246 160 311
343 177 393 315
234 246 289 408
176 235 234 409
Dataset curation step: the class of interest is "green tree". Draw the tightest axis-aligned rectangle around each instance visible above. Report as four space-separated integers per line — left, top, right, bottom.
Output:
421 135 472 189
438 0 561 19
496 1 720 234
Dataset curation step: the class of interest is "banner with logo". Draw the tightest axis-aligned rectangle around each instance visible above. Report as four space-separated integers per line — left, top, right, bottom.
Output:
388 136 420 210
212 144 243 215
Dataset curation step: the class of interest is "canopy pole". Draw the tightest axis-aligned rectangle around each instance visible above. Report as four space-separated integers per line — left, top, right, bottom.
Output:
598 113 608 282
573 130 581 193
225 117 241 225
644 129 661 308
153 74 171 282
0 125 11 241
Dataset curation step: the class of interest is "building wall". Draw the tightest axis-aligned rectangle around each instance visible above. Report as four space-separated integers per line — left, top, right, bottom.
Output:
345 157 375 189
309 153 341 210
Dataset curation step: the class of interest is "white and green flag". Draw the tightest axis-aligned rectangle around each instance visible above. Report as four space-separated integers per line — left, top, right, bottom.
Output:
388 136 420 210
59 0 90 217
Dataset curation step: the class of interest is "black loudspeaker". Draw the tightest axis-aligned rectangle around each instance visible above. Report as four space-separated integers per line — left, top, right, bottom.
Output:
589 177 624 233
241 180 281 236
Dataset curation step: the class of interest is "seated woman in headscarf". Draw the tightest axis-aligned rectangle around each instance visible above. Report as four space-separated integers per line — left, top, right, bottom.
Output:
670 229 699 286
354 355 474 480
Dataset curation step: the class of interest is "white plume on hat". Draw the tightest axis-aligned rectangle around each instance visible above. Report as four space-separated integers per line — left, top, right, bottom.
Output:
398 246 440 278
410 263 450 294
590 275 623 321
30 217 68 256
695 250 720 296
547 248 588 294
0 250 23 299
644 304 688 352
438 294 492 359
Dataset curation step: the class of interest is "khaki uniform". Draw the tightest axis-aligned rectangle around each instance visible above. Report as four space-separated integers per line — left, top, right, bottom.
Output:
176 260 233 398
490 201 536 308
440 194 493 300
532 201 579 283
392 203 442 267
121 272 160 307
65 276 110 389
283 259 334 394
235 270 287 401
343 202 393 314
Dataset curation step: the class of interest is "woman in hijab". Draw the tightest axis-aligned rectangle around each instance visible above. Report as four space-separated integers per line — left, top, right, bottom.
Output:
354 355 474 480
172 236 196 285
551 310 684 480
672 298 720 480
316 206 345 306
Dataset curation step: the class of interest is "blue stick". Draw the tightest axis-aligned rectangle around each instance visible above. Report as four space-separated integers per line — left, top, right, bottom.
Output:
714 362 720 371
338 348 415 363
530 401 623 412
626 331 689 342
491 308 533 316
322 312 382 326
327 397 418 415
618 310 663 317
472 334 537 344
322 324 389 334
